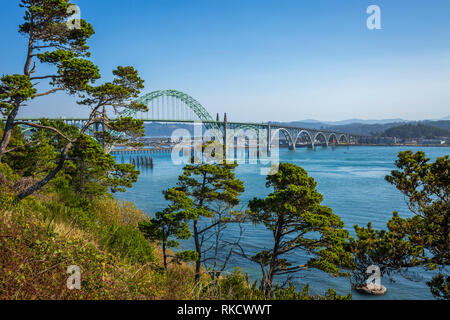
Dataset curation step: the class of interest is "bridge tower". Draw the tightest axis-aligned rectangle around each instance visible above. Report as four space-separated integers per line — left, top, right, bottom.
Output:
223 113 228 159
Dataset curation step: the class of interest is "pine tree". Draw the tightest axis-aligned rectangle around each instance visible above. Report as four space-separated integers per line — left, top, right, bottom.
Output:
351 151 449 299
15 66 146 200
139 188 195 271
248 162 354 297
172 162 245 282
0 0 99 161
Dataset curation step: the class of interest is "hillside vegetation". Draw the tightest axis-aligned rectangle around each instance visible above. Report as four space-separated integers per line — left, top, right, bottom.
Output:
273 120 450 136
0 163 349 300
381 123 450 139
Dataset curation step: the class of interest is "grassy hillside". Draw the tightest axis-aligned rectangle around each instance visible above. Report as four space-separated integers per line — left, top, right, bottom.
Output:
0 189 191 299
0 163 348 300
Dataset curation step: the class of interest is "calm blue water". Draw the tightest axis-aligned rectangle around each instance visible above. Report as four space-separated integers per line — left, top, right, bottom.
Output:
113 146 449 300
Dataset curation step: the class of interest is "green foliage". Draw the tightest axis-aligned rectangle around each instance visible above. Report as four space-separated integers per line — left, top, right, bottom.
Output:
42 182 154 265
0 2 147 202
77 66 147 152
139 188 193 269
172 161 245 281
174 250 199 263
0 74 36 115
217 268 258 300
46 185 97 229
37 50 100 93
427 273 449 300
66 135 139 196
0 192 158 299
177 162 244 212
349 219 422 287
2 118 139 198
217 269 352 300
19 0 95 55
269 283 351 300
386 151 449 268
0 0 99 196
248 162 354 296
6 119 77 177
2 0 99 114
0 162 19 182
0 163 18 208
382 123 450 139
351 151 449 299
102 224 154 264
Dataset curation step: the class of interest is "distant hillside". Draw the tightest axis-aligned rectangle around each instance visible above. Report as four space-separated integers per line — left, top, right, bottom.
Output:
144 123 194 137
422 120 450 131
322 118 406 125
381 123 450 139
274 120 450 136
142 120 450 138
320 122 404 135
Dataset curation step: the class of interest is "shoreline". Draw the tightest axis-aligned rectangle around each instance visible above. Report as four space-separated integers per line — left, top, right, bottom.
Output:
349 144 450 148
111 144 450 153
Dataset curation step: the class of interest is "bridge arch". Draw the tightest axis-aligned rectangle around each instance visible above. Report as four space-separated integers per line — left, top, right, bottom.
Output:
125 89 218 129
294 130 314 149
339 134 349 144
328 133 339 145
271 128 295 150
314 132 328 147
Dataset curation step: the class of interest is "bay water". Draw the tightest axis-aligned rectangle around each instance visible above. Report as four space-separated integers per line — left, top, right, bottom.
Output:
113 146 449 300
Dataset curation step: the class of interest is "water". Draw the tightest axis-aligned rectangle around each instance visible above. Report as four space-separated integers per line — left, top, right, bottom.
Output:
113 146 449 300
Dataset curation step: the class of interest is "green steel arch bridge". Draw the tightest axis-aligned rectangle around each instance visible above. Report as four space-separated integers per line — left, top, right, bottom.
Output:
12 89 370 150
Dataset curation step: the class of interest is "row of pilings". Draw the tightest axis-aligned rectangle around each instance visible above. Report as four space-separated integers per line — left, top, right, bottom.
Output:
119 154 154 169
113 148 172 155
113 148 174 169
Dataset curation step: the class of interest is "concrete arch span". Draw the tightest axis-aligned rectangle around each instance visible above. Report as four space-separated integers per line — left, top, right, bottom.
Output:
314 132 328 147
270 128 295 150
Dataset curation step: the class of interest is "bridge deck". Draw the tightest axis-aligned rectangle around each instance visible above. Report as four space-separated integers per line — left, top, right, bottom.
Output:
9 118 369 138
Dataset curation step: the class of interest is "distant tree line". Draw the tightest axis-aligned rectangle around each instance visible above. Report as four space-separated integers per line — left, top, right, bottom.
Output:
274 120 450 137
380 123 450 139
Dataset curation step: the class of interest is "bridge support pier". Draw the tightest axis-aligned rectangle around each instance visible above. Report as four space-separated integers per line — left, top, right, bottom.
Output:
223 113 228 160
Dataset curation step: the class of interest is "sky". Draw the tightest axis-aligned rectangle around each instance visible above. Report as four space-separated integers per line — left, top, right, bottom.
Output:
1 0 449 122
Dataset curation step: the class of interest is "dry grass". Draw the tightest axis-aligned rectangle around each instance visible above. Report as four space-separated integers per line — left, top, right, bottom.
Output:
0 172 7 186
0 191 210 300
10 177 38 194
93 197 147 227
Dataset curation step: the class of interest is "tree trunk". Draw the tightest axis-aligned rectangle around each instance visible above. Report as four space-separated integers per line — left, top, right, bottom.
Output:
193 219 201 283
16 142 73 201
263 278 273 298
0 19 34 163
264 217 283 298
102 107 110 154
0 105 20 162
193 174 207 283
24 15 34 76
162 242 168 272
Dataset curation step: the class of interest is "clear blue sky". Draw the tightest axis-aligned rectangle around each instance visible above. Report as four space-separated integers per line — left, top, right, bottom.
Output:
1 0 449 122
